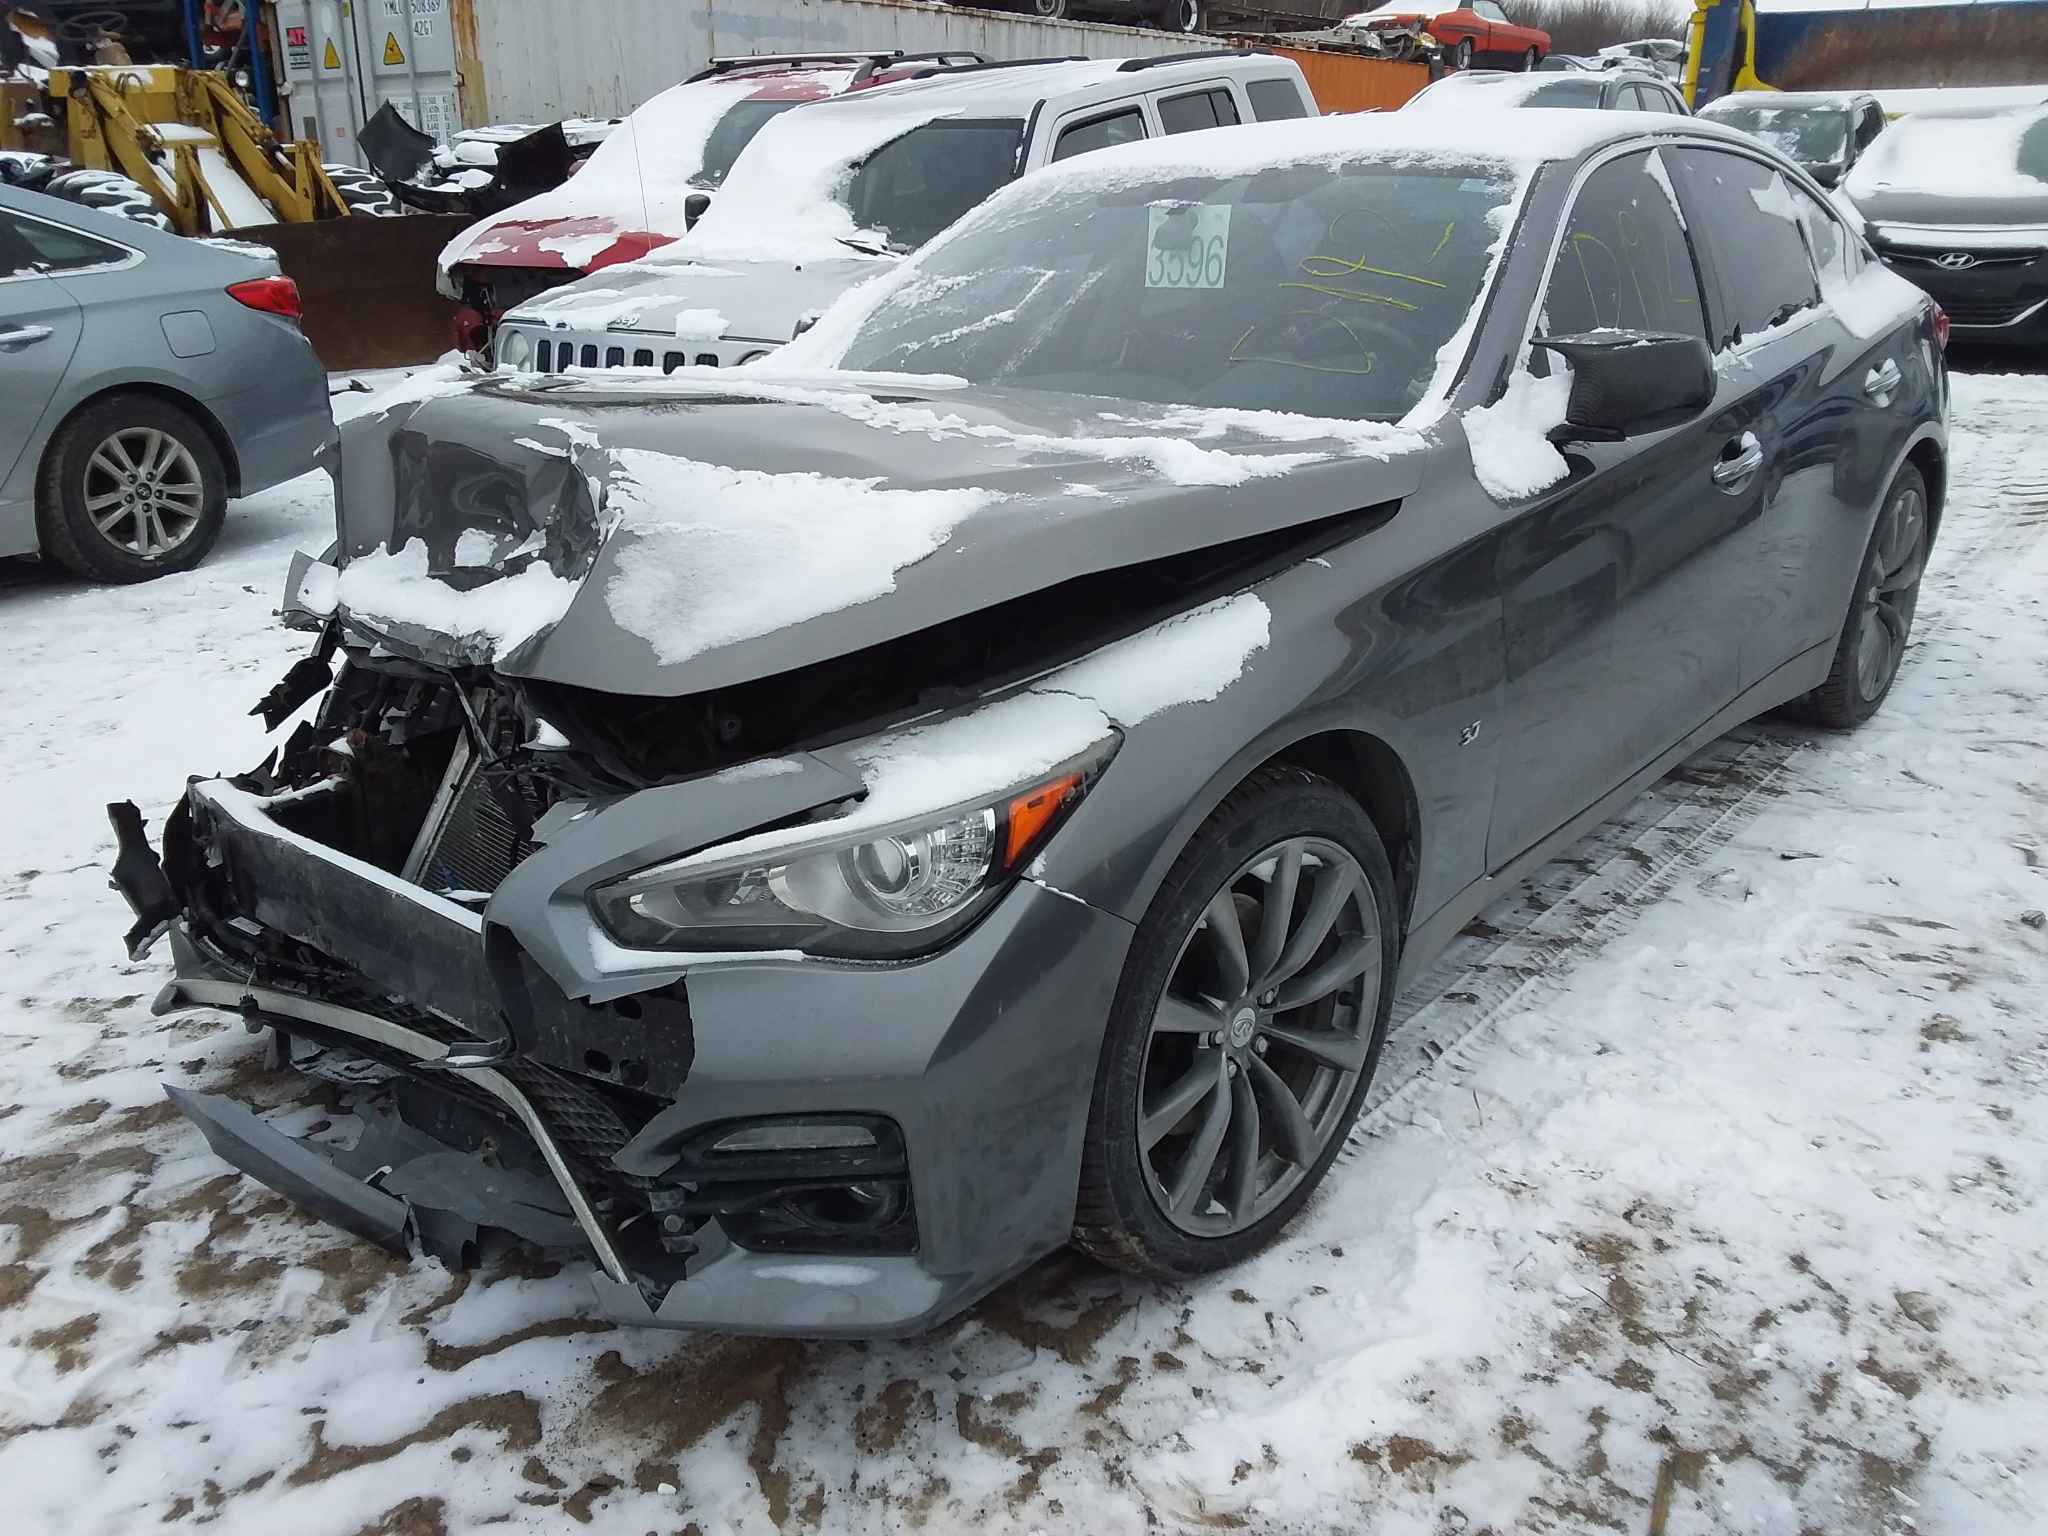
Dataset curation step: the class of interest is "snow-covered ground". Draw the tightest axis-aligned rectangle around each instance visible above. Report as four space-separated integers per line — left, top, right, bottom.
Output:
1 370 2045 1536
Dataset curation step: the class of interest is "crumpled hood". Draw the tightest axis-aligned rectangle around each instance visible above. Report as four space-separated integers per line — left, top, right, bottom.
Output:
502 255 889 345
326 370 1435 698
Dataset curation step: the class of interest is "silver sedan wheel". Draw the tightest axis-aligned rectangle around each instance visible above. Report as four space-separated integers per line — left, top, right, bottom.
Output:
84 428 206 559
1139 836 1378 1237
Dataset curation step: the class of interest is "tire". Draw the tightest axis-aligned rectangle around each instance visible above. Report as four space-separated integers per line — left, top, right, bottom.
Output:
1523 47 1540 70
1158 0 1205 33
1452 37 1474 69
35 395 228 584
1073 766 1401 1280
322 162 401 217
1028 0 1068 17
1790 464 1929 729
42 168 172 232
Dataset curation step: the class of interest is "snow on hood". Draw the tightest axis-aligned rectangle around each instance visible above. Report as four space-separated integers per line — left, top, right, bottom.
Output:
1843 107 2048 206
325 370 1432 695
503 255 886 345
437 73 845 277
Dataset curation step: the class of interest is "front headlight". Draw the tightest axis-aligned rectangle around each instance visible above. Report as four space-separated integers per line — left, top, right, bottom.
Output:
589 750 1109 959
497 328 533 370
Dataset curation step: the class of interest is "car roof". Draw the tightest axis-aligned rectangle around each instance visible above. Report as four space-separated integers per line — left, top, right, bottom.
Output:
1704 89 1872 111
833 52 1302 119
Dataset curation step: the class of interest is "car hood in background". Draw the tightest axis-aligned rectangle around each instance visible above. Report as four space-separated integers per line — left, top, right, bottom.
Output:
325 372 1433 698
502 255 889 345
443 213 679 278
1848 186 2048 235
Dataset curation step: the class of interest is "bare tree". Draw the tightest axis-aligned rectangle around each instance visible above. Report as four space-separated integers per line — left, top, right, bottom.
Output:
1502 0 1686 58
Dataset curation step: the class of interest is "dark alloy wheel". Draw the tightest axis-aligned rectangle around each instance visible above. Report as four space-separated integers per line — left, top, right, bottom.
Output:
1793 464 1929 728
1074 768 1399 1278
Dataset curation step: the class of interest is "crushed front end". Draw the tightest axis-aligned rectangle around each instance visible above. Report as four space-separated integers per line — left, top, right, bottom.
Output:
109 630 1135 1335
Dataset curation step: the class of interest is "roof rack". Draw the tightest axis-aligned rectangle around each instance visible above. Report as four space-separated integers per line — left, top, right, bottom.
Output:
851 50 987 85
684 52 902 83
1116 48 1261 72
906 55 1090 81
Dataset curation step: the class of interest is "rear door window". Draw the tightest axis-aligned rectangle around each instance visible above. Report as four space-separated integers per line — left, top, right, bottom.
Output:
1539 149 1707 341
9 214 128 273
1246 78 1309 121
1052 107 1147 163
1158 88 1241 135
1666 147 1821 348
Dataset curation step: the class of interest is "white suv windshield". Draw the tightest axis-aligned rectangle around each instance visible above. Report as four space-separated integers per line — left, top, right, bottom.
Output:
837 160 1517 420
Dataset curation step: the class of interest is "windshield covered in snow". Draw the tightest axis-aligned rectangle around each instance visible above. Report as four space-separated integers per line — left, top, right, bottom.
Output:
1844 107 2048 199
1701 102 1849 165
835 160 1517 421
693 98 809 189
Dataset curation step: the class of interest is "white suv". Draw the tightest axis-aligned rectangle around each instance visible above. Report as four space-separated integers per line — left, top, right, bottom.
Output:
493 52 1316 376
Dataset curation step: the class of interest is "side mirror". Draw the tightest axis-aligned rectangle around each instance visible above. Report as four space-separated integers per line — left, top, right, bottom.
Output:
1531 330 1713 441
683 192 711 231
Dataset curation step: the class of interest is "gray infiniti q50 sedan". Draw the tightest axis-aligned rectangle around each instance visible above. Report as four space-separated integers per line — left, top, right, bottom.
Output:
0 185 331 582
112 111 1946 1335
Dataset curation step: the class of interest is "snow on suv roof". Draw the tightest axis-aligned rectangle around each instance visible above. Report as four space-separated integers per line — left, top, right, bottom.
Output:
1705 89 1874 111
831 52 1300 118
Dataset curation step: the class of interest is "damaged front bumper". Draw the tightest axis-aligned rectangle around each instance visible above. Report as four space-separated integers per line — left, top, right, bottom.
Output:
113 751 1135 1335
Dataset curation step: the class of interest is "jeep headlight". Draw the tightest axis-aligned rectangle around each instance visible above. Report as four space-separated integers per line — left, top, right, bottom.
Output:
497 328 532 370
589 750 1109 959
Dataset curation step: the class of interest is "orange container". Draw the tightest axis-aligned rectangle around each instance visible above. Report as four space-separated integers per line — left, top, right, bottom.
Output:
1243 44 1432 113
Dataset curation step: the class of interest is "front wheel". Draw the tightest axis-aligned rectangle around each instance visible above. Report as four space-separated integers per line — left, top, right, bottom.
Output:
1073 767 1400 1279
1159 0 1205 33
1028 0 1068 17
1522 47 1540 70
1792 464 1929 728
1452 37 1474 69
35 395 228 583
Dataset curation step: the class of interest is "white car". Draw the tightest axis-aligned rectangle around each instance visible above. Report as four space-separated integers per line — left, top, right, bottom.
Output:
492 52 1317 376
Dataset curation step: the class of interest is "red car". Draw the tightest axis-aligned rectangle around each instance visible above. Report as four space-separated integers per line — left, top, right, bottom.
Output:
436 51 982 353
1344 2 1551 72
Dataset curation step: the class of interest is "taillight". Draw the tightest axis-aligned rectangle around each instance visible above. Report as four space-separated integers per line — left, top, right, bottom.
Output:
226 275 302 324
1932 304 1951 352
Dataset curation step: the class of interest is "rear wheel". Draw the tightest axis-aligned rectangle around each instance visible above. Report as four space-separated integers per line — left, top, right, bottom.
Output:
1452 37 1474 69
1028 0 1068 17
36 395 228 583
1523 46 1540 70
322 162 400 216
1159 0 1205 33
1073 767 1400 1279
1793 464 1929 728
42 168 172 231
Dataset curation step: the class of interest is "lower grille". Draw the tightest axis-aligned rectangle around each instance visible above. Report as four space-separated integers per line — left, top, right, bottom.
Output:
1943 297 2039 328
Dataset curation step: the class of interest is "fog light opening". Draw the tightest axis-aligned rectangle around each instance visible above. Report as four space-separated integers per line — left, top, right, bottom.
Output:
709 1120 879 1155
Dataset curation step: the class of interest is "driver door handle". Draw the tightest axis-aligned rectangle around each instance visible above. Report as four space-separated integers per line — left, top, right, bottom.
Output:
1864 358 1903 403
0 323 54 351
1711 431 1764 494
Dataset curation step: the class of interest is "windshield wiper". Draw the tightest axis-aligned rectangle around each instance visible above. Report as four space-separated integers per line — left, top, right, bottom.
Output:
837 236 898 257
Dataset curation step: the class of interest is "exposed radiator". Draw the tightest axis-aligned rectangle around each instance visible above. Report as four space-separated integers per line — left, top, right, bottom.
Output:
401 734 537 897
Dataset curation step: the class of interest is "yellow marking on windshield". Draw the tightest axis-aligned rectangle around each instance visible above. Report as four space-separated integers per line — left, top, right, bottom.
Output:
1230 314 1378 376
1430 221 1455 261
1277 282 1420 312
1297 254 1449 290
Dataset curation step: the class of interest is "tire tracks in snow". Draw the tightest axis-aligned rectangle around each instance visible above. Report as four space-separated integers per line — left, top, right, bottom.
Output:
1342 385 2048 1156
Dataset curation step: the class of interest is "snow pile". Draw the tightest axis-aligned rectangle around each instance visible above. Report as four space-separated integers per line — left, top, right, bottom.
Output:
330 360 479 425
1460 362 1573 502
438 74 827 271
1053 593 1271 723
1825 257 1926 340
333 541 579 660
601 449 1002 665
1844 106 2048 200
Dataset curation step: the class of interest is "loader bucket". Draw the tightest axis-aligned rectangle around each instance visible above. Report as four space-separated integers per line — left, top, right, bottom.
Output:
236 213 473 369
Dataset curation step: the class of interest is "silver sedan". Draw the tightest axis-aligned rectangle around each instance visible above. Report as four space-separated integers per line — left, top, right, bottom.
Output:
0 185 333 582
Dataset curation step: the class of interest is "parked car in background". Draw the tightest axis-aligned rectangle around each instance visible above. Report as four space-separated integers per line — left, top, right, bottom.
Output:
1341 2 1550 70
1406 67 1689 113
493 53 1317 376
121 110 1943 1337
1699 90 1886 186
1597 38 1685 80
1842 104 2048 346
1535 53 1599 72
0 186 330 583
435 51 985 352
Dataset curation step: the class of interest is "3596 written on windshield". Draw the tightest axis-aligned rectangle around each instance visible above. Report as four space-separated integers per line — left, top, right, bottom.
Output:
1147 204 1230 290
